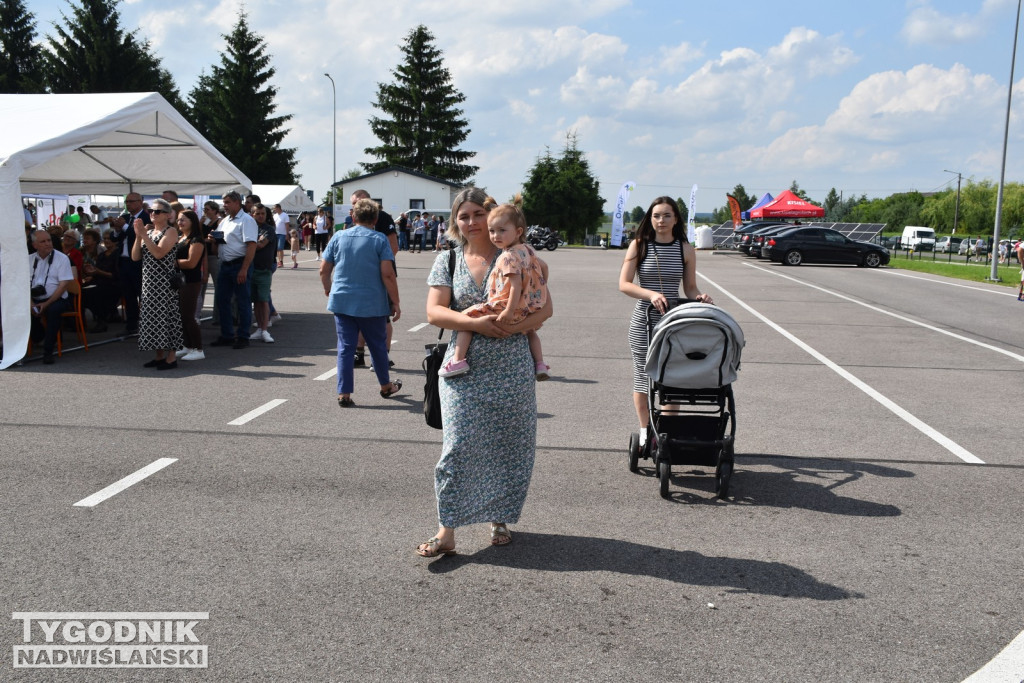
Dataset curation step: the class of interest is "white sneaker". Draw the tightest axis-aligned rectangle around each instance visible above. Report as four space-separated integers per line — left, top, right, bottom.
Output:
249 329 263 340
260 329 275 343
178 347 194 356
181 349 205 361
270 313 282 323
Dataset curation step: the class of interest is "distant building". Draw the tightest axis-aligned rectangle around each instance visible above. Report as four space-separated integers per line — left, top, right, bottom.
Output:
331 166 464 219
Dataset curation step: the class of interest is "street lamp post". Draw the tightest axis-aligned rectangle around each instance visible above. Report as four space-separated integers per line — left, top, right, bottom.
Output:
323 73 336 204
991 0 1022 282
943 169 961 234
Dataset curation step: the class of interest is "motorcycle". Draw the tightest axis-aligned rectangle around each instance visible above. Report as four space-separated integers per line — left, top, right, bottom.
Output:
527 226 560 251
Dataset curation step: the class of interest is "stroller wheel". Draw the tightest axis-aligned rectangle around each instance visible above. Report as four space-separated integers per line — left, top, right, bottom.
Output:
628 432 640 473
716 461 733 499
658 458 671 499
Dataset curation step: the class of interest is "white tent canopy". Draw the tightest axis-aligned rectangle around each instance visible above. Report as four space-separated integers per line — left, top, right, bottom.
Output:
251 184 317 215
0 92 252 369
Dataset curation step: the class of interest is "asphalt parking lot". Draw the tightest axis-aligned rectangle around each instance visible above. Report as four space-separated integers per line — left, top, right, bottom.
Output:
2 246 1022 682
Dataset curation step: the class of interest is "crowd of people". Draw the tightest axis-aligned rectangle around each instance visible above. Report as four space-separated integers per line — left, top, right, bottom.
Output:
23 190 290 366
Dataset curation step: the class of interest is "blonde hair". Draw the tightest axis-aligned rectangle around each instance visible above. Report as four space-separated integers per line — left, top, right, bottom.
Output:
352 198 379 225
488 193 527 240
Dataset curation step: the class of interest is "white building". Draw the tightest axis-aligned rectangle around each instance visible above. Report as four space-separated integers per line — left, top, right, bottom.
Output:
331 166 464 219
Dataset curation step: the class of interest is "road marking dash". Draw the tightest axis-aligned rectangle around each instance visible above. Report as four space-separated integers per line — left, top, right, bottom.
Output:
228 399 288 425
314 368 337 381
73 458 177 507
409 323 430 332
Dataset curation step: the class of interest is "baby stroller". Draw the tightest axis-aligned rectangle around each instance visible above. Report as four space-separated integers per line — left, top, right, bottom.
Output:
628 299 745 499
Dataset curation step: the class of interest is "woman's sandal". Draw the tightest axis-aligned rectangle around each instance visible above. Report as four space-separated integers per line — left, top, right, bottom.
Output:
416 537 456 558
338 396 355 407
380 378 403 398
490 523 512 546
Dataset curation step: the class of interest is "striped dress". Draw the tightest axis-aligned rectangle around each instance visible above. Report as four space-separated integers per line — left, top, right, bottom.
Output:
627 239 685 393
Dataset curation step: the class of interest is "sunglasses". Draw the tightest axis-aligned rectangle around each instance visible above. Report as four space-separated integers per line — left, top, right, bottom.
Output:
151 209 168 215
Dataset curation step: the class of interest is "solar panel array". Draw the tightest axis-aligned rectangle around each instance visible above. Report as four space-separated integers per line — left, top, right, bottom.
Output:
707 222 886 248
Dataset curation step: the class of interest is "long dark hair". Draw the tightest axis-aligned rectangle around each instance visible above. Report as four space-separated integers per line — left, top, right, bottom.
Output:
632 196 686 265
178 210 203 243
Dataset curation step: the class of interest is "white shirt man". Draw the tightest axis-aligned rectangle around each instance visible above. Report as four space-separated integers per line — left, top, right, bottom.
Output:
29 230 74 364
273 204 291 267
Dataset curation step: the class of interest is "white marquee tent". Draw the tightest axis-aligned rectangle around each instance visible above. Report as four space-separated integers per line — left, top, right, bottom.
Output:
251 184 317 216
0 92 252 369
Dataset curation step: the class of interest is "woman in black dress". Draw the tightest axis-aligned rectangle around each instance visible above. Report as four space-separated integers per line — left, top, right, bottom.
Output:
131 198 183 370
175 210 207 361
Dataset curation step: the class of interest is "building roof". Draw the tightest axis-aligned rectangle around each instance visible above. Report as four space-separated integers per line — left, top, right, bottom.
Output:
331 165 464 189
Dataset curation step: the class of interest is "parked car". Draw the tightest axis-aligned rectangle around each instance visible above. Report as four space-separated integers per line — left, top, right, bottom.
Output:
734 222 789 253
875 235 900 249
762 227 890 267
958 238 989 256
935 236 962 253
749 225 799 259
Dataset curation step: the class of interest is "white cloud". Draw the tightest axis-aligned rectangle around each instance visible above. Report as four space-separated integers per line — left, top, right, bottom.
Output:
900 0 1014 45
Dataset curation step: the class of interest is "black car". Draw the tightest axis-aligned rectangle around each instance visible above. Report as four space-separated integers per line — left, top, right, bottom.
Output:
762 227 890 267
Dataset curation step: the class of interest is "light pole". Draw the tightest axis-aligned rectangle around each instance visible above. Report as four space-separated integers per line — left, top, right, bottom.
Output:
323 73 336 204
943 169 961 234
991 0 1022 282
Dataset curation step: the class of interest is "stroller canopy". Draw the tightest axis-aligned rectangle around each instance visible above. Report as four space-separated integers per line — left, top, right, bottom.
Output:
645 303 745 389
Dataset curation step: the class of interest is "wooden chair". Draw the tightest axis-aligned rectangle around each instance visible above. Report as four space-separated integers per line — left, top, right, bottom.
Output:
57 279 89 354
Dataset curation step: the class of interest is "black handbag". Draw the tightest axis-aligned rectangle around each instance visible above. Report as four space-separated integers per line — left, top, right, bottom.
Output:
423 250 456 429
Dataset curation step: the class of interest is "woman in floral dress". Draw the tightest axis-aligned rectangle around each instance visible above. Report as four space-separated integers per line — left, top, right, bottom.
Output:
417 188 554 557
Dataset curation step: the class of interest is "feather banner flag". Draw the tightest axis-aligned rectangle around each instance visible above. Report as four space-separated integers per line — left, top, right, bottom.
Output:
687 184 698 243
726 194 742 229
610 181 636 247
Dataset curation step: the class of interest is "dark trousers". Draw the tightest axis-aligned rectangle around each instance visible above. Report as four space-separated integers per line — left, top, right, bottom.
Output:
315 233 329 255
117 257 142 328
412 234 424 252
178 282 203 350
215 260 253 340
31 298 70 356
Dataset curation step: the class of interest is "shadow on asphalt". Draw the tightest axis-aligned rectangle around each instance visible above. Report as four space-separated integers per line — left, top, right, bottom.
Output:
635 455 907 515
427 532 860 600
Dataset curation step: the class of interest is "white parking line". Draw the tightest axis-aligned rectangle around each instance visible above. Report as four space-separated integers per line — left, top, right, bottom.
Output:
699 273 985 465
73 458 177 507
962 628 1024 681
409 323 430 332
744 262 1024 364
314 368 337 381
879 269 1018 297
228 399 288 426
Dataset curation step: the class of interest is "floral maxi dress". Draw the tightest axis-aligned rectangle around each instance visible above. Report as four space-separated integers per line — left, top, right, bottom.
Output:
427 248 537 527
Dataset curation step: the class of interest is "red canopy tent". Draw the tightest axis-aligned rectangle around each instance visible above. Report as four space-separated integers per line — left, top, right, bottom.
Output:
748 190 824 219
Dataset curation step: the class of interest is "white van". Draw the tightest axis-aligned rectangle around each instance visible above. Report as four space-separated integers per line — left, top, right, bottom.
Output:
900 226 936 251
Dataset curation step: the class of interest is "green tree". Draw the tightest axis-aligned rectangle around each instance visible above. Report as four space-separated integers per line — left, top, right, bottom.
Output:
522 133 604 243
630 205 645 223
0 0 45 93
43 0 183 109
187 12 297 184
676 197 689 226
363 25 477 184
788 180 821 205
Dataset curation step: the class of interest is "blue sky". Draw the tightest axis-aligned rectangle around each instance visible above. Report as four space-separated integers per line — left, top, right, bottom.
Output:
28 0 1024 212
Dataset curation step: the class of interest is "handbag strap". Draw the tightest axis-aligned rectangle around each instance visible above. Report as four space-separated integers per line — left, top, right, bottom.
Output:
436 249 457 341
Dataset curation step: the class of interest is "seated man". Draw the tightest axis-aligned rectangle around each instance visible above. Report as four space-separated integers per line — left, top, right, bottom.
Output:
28 230 74 365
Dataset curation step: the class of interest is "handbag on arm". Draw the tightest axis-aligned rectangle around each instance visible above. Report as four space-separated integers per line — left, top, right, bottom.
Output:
422 250 456 429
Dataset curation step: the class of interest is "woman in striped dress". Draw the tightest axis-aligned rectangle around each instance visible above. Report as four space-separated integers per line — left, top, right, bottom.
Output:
618 196 714 437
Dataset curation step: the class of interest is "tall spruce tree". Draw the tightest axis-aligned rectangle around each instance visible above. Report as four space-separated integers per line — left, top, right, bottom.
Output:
43 0 184 109
187 12 297 184
0 0 45 93
363 25 477 184
522 133 605 243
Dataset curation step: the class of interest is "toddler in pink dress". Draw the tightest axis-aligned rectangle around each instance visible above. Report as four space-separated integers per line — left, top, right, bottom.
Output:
439 201 550 380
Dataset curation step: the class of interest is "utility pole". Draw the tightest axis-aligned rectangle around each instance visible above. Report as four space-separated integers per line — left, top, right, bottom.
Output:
943 169 962 234
992 0 1021 282
323 73 337 204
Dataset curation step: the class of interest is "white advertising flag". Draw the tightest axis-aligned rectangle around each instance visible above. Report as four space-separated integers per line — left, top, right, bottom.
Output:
610 181 636 247
687 184 698 244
